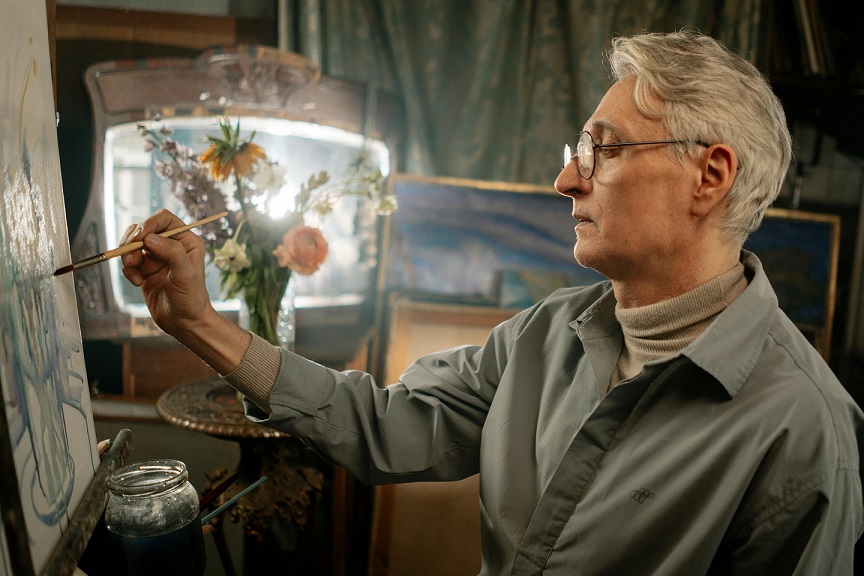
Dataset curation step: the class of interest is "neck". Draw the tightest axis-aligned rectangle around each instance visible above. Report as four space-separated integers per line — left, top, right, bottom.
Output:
611 261 748 385
612 246 740 308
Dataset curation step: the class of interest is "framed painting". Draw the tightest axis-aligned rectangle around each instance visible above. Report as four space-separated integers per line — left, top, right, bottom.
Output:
744 207 839 359
1 1 100 573
381 174 605 307
372 174 604 378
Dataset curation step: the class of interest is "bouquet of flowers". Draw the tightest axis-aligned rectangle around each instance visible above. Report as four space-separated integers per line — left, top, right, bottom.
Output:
139 116 396 346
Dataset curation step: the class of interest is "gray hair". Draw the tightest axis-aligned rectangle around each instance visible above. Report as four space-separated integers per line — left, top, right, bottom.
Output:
607 30 792 246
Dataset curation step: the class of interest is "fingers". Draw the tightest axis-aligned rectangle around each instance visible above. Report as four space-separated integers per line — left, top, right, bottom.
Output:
121 209 205 267
118 209 213 335
141 233 196 285
139 209 187 237
123 230 203 288
122 209 185 249
120 223 141 247
122 262 144 287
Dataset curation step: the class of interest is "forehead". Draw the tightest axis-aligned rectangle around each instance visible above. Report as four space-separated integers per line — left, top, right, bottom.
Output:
583 76 662 139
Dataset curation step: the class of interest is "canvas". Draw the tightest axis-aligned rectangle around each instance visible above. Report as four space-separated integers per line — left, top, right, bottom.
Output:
0 1 100 573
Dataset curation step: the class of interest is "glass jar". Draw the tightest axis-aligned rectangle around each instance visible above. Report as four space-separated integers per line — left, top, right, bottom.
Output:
105 459 206 576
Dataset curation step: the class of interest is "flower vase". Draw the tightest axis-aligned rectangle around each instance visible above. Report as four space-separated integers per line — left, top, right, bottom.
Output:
238 275 296 352
275 275 297 352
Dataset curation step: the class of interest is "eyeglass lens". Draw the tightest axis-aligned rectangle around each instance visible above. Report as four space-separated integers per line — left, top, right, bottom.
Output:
576 131 594 179
562 133 596 177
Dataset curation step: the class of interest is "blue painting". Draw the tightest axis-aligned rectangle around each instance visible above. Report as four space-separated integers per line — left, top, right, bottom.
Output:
386 175 605 307
744 208 839 357
0 1 100 572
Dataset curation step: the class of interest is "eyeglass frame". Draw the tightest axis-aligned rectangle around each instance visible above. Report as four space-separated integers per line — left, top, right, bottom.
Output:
564 130 712 180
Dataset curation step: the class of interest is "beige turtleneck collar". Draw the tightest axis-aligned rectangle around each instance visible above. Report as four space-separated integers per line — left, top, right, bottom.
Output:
611 262 748 388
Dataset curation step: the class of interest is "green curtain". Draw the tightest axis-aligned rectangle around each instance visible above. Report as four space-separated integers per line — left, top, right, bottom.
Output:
282 0 764 186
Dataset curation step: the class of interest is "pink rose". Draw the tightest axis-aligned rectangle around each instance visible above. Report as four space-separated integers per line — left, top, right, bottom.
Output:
273 226 329 275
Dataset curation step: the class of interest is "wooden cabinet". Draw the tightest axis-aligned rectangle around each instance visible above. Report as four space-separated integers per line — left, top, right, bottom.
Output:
121 339 218 400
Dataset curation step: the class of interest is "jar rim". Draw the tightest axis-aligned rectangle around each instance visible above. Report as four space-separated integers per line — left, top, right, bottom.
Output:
108 459 189 498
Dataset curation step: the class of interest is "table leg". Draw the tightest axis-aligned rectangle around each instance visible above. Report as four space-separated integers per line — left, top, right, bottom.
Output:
214 438 325 574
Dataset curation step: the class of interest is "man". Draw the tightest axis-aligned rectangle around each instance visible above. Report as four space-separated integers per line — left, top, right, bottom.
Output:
122 31 862 574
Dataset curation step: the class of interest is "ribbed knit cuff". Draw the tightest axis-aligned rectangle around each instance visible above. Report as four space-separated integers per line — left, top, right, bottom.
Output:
222 332 281 413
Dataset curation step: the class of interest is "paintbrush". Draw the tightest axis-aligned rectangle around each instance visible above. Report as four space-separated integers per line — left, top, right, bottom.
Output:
200 475 268 525
53 211 229 276
198 471 240 512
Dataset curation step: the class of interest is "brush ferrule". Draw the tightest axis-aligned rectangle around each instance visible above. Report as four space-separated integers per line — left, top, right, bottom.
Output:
73 254 107 270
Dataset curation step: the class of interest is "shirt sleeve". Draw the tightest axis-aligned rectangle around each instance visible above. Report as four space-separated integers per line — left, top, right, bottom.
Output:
222 332 281 413
243 315 517 485
722 464 862 574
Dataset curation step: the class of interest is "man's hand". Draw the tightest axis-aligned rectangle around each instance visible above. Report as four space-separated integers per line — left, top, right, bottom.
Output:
119 209 251 374
120 209 212 337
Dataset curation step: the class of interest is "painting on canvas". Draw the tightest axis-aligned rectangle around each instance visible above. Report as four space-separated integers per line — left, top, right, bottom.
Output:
0 0 100 572
743 208 839 359
385 175 605 306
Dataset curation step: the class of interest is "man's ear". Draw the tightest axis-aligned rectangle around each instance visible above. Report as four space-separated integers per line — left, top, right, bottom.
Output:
693 144 737 218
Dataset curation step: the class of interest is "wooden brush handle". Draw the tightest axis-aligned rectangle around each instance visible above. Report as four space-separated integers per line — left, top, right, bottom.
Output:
102 211 228 261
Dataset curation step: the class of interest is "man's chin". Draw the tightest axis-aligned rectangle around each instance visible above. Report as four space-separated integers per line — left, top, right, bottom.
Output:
574 248 608 277
573 247 595 270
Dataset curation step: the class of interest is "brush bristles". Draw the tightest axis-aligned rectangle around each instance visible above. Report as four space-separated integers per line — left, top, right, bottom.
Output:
53 264 74 276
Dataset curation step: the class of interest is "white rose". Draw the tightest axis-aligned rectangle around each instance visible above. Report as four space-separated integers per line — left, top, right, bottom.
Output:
213 239 251 272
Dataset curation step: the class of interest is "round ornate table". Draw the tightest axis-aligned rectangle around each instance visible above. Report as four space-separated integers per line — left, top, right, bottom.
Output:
157 377 325 575
156 376 290 439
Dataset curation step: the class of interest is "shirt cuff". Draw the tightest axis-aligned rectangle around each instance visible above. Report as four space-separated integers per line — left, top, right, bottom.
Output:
221 332 280 413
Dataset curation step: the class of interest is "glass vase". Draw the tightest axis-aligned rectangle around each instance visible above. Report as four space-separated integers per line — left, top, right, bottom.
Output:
274 274 296 352
238 274 296 352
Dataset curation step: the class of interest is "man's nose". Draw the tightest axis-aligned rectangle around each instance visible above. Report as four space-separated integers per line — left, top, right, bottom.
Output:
554 161 588 197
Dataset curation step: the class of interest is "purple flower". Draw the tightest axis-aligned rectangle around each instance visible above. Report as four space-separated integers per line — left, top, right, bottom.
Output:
160 140 178 155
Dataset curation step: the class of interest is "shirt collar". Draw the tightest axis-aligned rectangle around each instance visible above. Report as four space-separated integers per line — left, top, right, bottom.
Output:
571 286 618 338
681 250 776 397
571 251 777 398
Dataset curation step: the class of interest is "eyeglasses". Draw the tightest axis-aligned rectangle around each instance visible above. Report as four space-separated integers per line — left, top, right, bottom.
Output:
564 130 710 180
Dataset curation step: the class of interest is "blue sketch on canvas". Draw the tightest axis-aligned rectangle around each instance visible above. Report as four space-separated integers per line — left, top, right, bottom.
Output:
1 1 99 571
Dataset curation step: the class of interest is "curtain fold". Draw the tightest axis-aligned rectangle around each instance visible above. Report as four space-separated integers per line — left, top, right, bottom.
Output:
282 0 763 186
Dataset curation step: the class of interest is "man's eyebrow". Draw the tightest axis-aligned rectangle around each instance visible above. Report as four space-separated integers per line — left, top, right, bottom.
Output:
586 119 624 140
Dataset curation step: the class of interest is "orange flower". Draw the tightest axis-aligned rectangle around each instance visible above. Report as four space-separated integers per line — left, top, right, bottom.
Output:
199 117 267 181
273 226 329 275
201 141 266 181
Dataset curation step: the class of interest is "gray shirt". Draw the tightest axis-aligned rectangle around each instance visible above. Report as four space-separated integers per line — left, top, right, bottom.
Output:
246 251 863 574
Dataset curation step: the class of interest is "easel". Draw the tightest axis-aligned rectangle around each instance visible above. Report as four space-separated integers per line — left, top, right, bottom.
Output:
0 2 134 573
0 422 133 576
